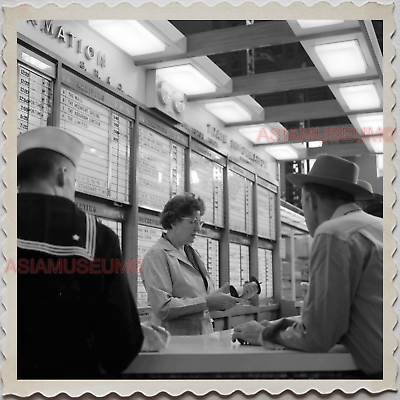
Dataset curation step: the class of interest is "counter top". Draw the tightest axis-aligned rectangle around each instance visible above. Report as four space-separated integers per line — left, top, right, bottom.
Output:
210 303 279 319
125 329 358 375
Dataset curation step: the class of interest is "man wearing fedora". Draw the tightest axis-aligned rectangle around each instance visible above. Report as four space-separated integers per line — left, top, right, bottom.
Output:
233 154 383 379
17 127 144 379
357 179 383 218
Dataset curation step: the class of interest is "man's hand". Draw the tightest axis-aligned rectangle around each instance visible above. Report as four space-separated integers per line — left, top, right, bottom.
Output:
232 320 286 349
205 282 240 311
231 321 265 346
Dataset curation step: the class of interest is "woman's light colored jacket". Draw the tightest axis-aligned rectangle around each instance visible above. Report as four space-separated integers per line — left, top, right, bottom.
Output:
141 235 215 335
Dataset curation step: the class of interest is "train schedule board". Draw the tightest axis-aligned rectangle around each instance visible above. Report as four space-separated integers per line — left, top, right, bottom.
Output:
257 181 278 241
17 63 54 136
228 166 254 234
257 185 271 239
138 125 185 212
59 77 133 204
229 243 250 289
191 151 224 227
98 218 123 250
269 191 277 240
258 248 274 299
137 224 164 308
193 235 220 287
245 179 254 235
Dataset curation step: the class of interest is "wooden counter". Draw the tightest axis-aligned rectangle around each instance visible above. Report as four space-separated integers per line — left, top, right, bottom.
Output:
125 329 358 377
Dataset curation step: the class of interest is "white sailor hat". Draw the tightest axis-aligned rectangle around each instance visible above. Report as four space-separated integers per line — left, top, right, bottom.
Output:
17 127 84 167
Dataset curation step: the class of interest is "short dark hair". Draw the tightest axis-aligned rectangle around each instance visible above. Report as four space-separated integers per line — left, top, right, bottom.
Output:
17 149 67 186
160 193 205 230
303 183 355 203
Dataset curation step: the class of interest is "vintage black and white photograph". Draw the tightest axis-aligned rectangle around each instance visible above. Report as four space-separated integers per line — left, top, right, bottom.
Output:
1 1 397 397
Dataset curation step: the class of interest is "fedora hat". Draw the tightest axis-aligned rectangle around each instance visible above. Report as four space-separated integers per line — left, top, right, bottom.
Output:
358 180 383 203
357 180 373 194
18 127 84 167
287 154 374 200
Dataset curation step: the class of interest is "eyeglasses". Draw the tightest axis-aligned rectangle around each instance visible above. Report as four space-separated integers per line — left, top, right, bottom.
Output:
181 217 204 228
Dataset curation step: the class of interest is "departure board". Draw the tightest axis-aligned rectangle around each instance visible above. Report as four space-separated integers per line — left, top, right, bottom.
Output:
229 243 250 289
214 165 224 227
98 218 123 250
17 64 53 136
229 172 246 233
245 180 254 235
110 113 131 202
60 86 132 203
138 125 185 212
269 191 277 240
241 245 250 288
191 153 224 227
258 248 274 298
137 224 163 308
229 171 253 234
257 185 277 240
193 235 220 286
258 186 271 239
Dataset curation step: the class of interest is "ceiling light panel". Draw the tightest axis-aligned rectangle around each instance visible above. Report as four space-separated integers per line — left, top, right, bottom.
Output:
297 20 345 29
308 141 323 148
239 125 269 144
287 20 360 37
88 20 166 56
264 144 299 160
239 124 283 144
314 40 367 78
356 113 383 135
295 24 381 83
157 65 217 95
205 101 252 123
368 137 383 153
339 83 381 111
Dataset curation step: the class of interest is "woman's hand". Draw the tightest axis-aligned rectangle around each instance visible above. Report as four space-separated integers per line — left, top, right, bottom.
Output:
205 283 240 311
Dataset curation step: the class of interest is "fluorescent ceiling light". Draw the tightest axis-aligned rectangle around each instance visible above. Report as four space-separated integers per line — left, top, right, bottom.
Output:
356 113 383 135
205 101 252 123
88 20 166 56
376 154 383 177
157 65 217 95
297 20 344 29
314 40 367 78
239 124 280 144
308 141 323 148
264 144 299 160
368 137 383 153
339 84 381 111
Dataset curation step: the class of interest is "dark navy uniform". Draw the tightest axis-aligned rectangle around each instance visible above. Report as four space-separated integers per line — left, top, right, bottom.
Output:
17 193 144 379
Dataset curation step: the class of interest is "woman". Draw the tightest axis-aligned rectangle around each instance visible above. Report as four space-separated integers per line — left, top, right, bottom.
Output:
142 193 239 335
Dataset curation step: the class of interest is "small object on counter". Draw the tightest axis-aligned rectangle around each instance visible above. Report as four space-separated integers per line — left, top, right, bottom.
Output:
229 276 261 300
140 321 171 352
232 335 286 350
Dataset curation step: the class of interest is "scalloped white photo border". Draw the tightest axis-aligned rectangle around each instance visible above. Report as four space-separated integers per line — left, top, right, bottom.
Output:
1 1 397 397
